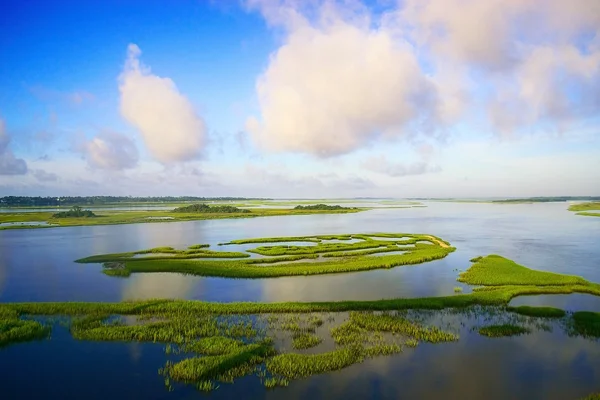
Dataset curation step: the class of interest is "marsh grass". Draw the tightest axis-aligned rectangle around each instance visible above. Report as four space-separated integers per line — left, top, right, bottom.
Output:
568 202 600 212
0 208 363 231
266 347 362 379
0 317 50 347
292 333 323 349
568 311 600 338
458 255 589 286
263 377 289 388
478 324 530 337
77 232 456 278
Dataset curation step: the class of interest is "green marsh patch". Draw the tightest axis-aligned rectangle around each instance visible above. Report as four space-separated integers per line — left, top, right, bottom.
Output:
76 233 456 278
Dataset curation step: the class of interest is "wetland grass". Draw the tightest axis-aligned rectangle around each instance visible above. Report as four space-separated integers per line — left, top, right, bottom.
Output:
292 333 323 349
568 311 600 338
163 342 275 383
458 255 590 286
77 232 456 278
478 324 530 337
266 347 362 379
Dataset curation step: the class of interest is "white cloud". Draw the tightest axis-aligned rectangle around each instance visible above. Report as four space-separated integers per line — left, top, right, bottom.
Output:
119 44 207 164
82 131 138 170
246 3 435 157
0 118 28 175
246 0 600 156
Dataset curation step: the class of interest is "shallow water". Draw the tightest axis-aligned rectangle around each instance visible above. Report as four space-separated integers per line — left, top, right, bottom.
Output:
0 201 599 399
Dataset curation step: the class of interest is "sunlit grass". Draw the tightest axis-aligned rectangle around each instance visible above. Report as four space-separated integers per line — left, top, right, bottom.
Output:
458 255 589 286
75 233 456 278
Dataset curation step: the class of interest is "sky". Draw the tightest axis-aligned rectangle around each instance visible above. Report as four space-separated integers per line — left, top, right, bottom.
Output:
0 0 599 198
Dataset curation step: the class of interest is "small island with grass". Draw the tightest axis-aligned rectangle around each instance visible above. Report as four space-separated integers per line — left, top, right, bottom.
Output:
52 206 96 218
75 232 455 278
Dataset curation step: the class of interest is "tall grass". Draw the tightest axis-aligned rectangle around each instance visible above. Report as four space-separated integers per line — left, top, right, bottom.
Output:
76 232 456 278
458 255 589 286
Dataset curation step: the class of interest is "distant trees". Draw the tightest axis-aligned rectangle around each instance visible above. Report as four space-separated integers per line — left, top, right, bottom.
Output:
0 196 270 207
294 204 350 210
173 204 251 213
52 206 97 218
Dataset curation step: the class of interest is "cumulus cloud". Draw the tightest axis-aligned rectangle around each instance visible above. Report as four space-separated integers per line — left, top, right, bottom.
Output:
80 132 139 170
119 44 207 164
246 2 435 157
362 155 441 177
246 0 600 155
0 118 28 175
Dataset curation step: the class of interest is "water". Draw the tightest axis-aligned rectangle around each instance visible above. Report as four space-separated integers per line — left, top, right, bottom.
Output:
0 201 599 399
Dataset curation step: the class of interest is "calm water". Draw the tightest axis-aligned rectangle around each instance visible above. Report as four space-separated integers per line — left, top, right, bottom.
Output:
1 202 599 399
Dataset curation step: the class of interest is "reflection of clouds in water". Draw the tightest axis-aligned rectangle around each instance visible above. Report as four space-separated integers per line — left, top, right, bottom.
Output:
259 272 414 302
122 273 198 300
259 261 459 302
266 323 600 400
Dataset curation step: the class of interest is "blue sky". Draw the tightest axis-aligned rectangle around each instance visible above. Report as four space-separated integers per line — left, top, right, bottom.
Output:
1 0 599 197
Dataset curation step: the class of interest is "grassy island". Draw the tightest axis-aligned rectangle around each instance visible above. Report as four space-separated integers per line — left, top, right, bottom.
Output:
52 206 96 218
569 202 600 217
75 233 456 278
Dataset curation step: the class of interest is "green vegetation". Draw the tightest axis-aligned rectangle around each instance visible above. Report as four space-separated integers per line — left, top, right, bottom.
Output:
507 305 566 318
76 233 456 278
569 202 600 217
568 311 600 338
581 393 600 400
0 207 363 230
454 287 463 293
292 333 323 349
266 347 362 379
162 342 275 383
0 308 50 347
568 202 600 212
294 204 353 210
52 206 96 218
458 255 588 286
173 203 251 213
188 244 210 249
346 312 458 343
478 324 529 337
